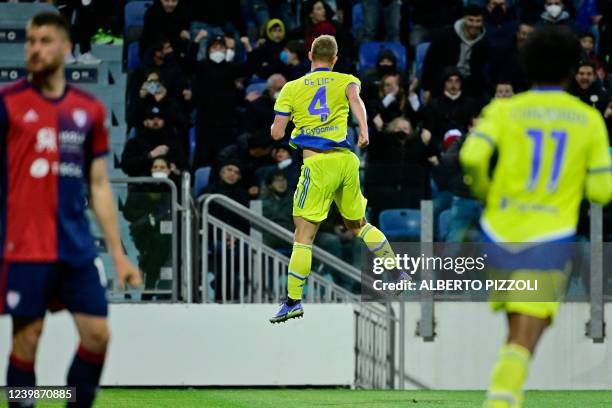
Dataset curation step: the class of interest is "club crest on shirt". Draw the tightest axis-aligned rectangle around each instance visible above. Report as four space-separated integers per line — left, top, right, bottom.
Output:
6 290 20 309
72 108 88 128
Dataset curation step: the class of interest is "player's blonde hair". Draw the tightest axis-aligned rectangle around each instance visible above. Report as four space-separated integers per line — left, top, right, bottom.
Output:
311 35 337 64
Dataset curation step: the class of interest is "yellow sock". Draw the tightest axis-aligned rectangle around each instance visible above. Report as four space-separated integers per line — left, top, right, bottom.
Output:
484 343 531 408
287 243 312 300
358 223 397 266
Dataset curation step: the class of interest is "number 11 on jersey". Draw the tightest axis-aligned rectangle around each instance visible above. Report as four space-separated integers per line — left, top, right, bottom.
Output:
308 86 330 122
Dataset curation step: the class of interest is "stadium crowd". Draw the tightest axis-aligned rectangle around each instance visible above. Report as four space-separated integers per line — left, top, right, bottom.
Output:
7 0 612 289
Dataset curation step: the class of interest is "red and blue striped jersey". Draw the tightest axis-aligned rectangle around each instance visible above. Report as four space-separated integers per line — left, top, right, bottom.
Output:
0 79 109 264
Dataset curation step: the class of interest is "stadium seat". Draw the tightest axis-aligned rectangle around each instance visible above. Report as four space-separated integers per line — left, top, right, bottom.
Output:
414 42 430 79
189 126 197 166
438 209 451 242
194 166 212 197
352 3 364 37
246 81 268 96
358 42 407 75
124 1 152 46
379 209 420 241
127 42 141 72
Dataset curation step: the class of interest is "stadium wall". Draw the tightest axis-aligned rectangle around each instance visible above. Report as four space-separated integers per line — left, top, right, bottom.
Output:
0 303 610 389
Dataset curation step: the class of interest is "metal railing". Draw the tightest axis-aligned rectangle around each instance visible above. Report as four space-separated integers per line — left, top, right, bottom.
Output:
198 193 396 388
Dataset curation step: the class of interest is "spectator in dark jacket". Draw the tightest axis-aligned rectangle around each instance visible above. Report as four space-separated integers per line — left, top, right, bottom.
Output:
188 0 249 40
245 74 287 132
405 0 464 46
538 0 579 32
421 6 489 101
484 0 519 53
579 32 607 80
422 67 480 155
140 0 191 58
369 73 422 131
121 104 188 177
488 22 534 93
248 18 287 80
361 49 399 105
279 40 309 81
568 60 609 116
193 35 249 168
255 141 300 190
261 171 293 249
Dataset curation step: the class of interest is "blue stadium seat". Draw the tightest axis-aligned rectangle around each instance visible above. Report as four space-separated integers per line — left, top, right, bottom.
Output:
194 166 212 197
352 3 364 37
358 42 407 75
414 42 430 79
438 209 452 242
246 81 268 96
189 127 197 166
127 42 141 71
124 1 151 36
379 209 420 240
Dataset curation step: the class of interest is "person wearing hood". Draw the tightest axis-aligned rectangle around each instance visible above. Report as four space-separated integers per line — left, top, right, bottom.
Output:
139 0 191 59
247 18 287 80
193 34 250 168
568 60 610 116
361 49 399 104
421 5 489 101
261 171 294 249
485 0 519 52
538 0 580 32
422 67 479 156
121 104 188 177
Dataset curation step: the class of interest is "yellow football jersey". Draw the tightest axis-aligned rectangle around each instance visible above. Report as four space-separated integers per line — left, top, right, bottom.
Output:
274 67 360 150
460 88 612 242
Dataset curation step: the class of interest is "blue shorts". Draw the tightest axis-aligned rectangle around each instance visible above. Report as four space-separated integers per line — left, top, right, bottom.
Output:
0 258 108 318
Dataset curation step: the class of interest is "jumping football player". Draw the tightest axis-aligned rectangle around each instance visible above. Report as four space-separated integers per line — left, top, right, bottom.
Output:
460 26 612 407
0 13 142 407
269 35 408 323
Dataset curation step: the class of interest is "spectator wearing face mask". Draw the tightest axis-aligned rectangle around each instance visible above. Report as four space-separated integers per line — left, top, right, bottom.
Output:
279 40 309 81
127 70 182 130
140 0 191 59
121 105 188 177
247 18 287 80
193 34 250 168
365 116 434 223
422 67 479 156
245 74 287 132
538 0 579 32
122 156 174 297
421 6 489 102
361 49 398 105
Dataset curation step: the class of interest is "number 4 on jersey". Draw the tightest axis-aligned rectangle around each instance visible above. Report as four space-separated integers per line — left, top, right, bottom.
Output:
308 86 330 122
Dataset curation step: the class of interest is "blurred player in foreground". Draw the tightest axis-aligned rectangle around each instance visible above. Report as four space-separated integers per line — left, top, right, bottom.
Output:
269 35 408 323
0 13 141 407
461 26 612 407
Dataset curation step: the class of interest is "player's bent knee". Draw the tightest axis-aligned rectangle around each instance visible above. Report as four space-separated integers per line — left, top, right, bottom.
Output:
12 319 44 358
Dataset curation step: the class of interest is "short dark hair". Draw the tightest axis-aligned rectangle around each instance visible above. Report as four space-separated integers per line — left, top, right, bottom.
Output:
520 25 581 84
29 12 70 39
579 32 595 41
577 59 596 71
464 5 485 17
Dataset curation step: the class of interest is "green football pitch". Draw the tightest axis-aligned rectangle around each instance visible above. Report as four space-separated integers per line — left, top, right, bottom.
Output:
33 389 612 407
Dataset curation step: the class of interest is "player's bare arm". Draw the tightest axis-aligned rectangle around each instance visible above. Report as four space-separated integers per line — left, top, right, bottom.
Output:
346 83 369 148
271 114 289 140
89 157 142 289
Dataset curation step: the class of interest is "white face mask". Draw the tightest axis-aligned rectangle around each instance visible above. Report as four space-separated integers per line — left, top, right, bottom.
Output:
152 171 169 179
546 4 562 18
444 90 462 101
209 51 225 63
273 91 280 100
225 48 235 62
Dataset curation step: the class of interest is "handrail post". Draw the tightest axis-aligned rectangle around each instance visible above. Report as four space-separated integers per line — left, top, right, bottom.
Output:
181 172 192 303
250 200 263 303
588 203 604 342
417 200 435 341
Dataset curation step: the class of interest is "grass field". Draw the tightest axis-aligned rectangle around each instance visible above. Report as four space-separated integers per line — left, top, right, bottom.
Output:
32 389 612 407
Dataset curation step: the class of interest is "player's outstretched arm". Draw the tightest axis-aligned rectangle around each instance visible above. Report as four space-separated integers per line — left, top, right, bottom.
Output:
271 114 289 140
89 158 143 289
346 83 369 148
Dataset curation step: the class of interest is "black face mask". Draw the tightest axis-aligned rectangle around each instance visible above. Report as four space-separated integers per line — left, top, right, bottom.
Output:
163 51 178 65
490 5 506 24
392 131 411 140
377 65 396 76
